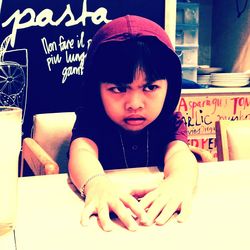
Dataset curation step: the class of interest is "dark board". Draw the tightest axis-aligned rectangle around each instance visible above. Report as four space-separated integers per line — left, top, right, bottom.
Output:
0 0 165 136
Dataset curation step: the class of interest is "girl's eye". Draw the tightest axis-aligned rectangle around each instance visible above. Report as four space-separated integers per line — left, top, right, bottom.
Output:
108 86 127 93
144 85 159 92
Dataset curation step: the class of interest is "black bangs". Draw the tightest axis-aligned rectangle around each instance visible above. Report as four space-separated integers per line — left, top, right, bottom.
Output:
92 37 171 86
82 35 182 119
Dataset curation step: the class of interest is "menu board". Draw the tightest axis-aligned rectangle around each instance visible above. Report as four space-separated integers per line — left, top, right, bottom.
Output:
0 0 166 136
177 93 250 157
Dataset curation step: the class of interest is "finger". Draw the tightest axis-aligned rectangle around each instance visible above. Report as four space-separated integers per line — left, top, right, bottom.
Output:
146 196 170 225
121 194 149 224
97 203 114 231
176 198 192 223
154 198 180 225
111 199 138 231
130 186 157 199
139 191 158 210
80 202 96 226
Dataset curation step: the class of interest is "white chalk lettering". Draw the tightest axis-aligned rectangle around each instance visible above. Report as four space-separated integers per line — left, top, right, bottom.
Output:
62 60 84 83
1 0 111 47
46 54 62 71
58 36 74 51
41 37 57 54
77 31 85 48
65 50 86 63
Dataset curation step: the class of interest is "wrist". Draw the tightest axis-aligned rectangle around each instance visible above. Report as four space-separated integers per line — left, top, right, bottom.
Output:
80 173 106 199
164 167 198 188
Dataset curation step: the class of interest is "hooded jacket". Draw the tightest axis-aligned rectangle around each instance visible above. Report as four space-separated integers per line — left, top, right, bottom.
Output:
71 15 187 170
83 15 182 116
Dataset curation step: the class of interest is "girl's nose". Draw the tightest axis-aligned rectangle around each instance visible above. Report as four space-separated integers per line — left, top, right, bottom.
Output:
125 92 144 111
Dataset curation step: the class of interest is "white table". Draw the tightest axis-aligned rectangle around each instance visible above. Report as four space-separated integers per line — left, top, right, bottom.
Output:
0 231 16 250
1 160 250 250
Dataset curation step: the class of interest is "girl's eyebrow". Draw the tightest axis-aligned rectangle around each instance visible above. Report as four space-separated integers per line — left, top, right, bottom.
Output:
102 82 127 86
104 80 157 87
112 82 130 87
144 81 153 85
143 81 154 86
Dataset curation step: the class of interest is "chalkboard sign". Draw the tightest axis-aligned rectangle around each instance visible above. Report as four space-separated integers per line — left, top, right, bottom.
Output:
176 92 250 158
0 0 170 136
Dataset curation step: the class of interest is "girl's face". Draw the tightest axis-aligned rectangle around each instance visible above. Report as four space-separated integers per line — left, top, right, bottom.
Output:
100 69 167 131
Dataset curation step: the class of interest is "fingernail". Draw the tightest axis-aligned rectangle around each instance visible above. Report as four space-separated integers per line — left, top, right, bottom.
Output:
140 215 150 225
155 219 164 225
128 223 138 231
103 224 113 232
80 220 88 227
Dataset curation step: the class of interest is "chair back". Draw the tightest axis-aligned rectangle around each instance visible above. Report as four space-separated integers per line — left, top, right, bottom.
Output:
32 112 76 173
215 120 250 161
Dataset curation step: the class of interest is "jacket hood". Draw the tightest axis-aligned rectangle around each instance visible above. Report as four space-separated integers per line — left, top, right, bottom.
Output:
87 15 175 57
83 15 182 117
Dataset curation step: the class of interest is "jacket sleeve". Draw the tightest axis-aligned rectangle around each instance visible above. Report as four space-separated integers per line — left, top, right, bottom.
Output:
168 111 188 144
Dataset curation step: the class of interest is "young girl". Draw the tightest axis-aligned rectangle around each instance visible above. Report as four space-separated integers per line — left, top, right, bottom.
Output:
68 15 198 231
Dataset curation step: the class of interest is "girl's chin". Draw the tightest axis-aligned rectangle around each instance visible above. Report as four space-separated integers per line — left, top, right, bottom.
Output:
120 123 147 132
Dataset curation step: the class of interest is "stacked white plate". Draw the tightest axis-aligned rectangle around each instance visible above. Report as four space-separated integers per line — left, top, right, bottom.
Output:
197 74 211 84
210 73 249 87
197 74 211 88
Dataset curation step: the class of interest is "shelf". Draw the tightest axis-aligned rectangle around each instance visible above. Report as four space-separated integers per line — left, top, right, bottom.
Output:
176 1 199 82
181 87 250 95
176 24 199 30
181 64 198 69
177 2 199 8
176 45 199 49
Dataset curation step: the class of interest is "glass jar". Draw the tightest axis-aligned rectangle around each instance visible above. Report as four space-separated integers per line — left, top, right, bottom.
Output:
0 106 22 236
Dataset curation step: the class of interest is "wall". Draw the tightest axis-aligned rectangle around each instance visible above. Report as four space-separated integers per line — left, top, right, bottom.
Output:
0 0 169 137
178 89 250 158
197 0 213 66
211 0 250 72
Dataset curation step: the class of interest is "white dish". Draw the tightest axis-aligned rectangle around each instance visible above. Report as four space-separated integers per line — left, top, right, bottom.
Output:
211 73 249 79
211 72 247 76
211 81 249 87
211 77 249 81
211 79 249 83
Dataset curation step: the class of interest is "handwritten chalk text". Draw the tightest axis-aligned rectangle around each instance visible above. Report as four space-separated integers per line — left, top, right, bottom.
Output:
1 0 110 47
178 96 223 117
231 97 250 114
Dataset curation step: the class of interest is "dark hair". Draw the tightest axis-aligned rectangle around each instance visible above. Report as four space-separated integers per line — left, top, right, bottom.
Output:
93 37 169 85
82 36 182 126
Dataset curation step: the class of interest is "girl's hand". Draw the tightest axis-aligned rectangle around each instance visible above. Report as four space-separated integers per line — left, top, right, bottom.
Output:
139 175 195 225
80 176 149 231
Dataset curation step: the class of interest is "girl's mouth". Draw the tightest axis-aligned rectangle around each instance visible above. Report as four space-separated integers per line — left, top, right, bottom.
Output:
124 117 146 126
